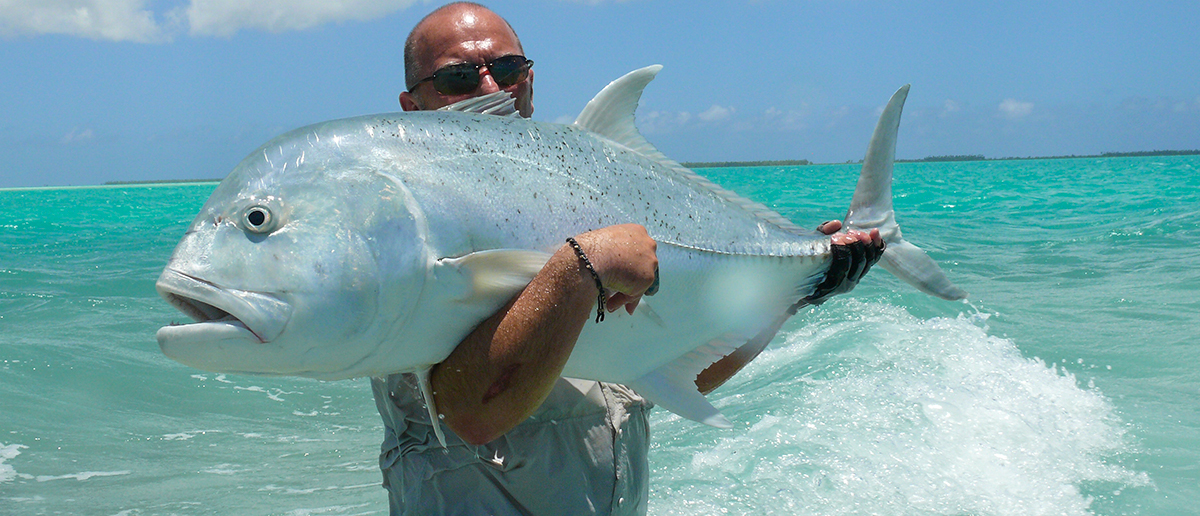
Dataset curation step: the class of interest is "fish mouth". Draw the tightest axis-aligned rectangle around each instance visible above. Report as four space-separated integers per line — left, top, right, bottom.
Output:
156 269 291 346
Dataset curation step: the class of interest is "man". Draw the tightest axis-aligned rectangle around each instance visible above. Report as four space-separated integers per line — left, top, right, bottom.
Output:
373 3 883 514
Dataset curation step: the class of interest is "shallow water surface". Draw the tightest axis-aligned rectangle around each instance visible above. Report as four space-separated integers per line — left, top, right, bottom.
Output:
2 156 1197 514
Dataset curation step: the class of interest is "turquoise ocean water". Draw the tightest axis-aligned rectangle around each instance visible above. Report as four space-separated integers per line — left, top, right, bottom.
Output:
2 156 1197 515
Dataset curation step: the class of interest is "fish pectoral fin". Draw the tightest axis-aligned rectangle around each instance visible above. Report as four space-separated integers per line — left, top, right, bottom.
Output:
437 249 553 304
628 339 744 429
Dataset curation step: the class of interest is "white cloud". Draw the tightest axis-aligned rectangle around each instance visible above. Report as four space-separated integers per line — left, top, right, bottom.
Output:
998 98 1034 120
1172 97 1200 113
940 99 961 118
181 0 420 38
763 106 808 130
823 105 851 129
638 110 692 133
697 104 734 122
0 0 422 41
0 0 166 42
62 127 95 144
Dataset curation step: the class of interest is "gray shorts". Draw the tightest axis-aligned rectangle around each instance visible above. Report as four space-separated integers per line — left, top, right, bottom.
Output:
373 375 652 516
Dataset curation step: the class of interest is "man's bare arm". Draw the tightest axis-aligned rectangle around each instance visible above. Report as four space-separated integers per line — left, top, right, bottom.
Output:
430 224 658 445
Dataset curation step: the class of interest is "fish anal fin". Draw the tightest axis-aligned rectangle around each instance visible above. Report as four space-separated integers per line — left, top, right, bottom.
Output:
629 371 731 429
697 312 794 394
628 336 753 429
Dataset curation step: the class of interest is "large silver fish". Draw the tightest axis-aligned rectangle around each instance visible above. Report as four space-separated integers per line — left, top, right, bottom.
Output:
156 66 964 444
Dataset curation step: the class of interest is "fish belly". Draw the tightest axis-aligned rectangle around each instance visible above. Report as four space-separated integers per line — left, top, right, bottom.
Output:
560 242 827 384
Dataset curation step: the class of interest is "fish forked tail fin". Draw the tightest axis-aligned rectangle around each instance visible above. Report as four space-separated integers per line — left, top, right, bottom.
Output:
843 85 967 301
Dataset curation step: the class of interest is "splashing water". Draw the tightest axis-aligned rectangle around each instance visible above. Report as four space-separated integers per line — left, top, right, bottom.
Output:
650 300 1149 515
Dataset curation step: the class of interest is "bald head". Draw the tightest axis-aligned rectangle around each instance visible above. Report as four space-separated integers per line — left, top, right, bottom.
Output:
400 2 534 117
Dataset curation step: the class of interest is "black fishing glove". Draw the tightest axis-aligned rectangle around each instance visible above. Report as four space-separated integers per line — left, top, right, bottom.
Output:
803 234 885 305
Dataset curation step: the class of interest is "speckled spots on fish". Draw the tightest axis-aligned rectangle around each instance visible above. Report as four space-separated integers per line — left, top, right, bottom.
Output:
242 112 824 261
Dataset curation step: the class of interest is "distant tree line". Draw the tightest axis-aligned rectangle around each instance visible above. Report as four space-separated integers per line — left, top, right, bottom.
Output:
1099 150 1200 158
864 150 1200 165
897 155 986 163
984 149 1200 161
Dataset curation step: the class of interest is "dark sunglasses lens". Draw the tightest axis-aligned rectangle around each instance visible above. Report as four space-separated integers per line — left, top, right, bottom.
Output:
432 64 481 95
490 56 530 86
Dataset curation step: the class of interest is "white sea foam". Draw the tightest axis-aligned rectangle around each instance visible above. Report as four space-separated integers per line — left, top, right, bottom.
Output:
258 483 377 496
201 464 248 475
650 300 1151 515
35 470 130 482
162 430 221 441
233 384 298 401
1 443 28 483
279 502 375 516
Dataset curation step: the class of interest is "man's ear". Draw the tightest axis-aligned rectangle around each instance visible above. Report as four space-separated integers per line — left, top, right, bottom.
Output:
399 91 422 112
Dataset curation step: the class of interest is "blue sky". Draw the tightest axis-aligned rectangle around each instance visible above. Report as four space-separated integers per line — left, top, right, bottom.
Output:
2 0 1198 188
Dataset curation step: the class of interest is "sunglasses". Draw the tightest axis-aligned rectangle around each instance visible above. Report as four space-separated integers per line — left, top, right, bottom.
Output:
409 55 533 96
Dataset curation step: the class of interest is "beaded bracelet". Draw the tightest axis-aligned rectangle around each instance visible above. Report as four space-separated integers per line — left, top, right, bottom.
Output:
565 237 606 323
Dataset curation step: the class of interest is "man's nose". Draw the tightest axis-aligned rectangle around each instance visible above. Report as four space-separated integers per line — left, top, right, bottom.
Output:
477 67 501 94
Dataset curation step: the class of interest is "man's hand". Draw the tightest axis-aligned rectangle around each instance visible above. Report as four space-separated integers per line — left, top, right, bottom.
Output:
694 220 883 394
570 224 659 316
805 220 885 305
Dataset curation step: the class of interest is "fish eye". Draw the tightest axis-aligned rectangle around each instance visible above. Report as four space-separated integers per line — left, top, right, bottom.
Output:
242 205 276 234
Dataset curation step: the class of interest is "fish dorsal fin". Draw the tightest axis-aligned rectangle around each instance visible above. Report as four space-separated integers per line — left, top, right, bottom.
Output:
575 66 805 235
439 91 521 117
575 65 667 159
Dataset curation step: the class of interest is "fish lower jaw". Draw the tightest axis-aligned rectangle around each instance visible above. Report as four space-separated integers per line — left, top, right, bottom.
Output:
155 268 292 343
158 318 264 346
155 322 353 379
156 320 281 376
161 292 267 343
